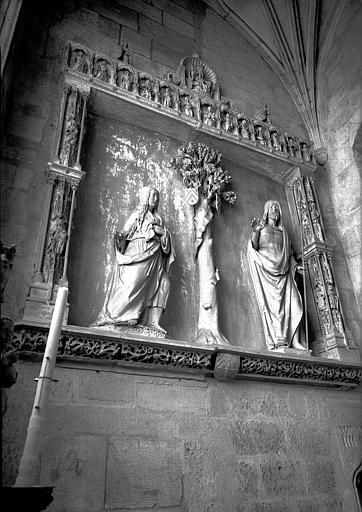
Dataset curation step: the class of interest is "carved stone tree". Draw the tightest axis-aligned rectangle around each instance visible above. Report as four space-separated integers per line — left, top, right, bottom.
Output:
172 142 237 345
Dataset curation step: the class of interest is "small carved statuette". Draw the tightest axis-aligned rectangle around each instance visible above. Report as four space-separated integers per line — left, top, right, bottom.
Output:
92 187 175 334
270 131 280 150
59 114 79 167
69 49 88 73
140 78 153 100
162 87 172 108
183 95 193 117
203 105 216 127
94 59 112 82
117 69 132 90
119 42 130 64
255 125 265 145
224 113 233 132
239 118 249 139
248 201 308 351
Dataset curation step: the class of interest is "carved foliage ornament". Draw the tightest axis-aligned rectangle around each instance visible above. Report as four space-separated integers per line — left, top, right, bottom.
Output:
9 328 361 387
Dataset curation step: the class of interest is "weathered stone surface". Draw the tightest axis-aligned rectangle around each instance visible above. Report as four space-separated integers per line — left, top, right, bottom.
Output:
106 438 183 509
260 459 305 496
40 434 107 512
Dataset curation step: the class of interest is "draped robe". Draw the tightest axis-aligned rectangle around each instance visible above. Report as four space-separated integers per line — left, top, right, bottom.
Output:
247 225 304 350
94 208 175 327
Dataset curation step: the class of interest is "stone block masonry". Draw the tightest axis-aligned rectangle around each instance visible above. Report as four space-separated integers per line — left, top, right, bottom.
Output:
3 360 361 511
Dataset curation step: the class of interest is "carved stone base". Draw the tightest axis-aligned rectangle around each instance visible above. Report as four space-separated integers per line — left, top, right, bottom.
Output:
270 347 312 357
313 334 361 363
90 324 166 339
23 298 69 326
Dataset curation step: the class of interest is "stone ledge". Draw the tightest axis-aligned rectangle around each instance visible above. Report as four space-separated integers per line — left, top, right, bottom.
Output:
10 322 362 389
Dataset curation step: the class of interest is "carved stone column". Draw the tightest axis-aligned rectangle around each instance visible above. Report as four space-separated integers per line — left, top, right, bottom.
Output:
286 168 358 362
23 79 90 325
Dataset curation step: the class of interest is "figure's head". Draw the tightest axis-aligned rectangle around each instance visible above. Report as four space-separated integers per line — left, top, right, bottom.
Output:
139 186 159 211
263 200 283 226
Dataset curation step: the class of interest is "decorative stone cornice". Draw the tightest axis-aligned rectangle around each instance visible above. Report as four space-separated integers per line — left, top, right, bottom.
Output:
10 323 362 389
62 40 317 184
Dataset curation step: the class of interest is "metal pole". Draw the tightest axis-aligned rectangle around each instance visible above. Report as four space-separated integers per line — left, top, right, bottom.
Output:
14 286 68 487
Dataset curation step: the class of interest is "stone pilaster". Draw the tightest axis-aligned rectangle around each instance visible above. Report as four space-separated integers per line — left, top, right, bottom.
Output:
286 169 358 362
23 78 90 325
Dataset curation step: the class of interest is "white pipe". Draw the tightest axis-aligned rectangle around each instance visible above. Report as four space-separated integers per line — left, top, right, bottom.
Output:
14 286 68 487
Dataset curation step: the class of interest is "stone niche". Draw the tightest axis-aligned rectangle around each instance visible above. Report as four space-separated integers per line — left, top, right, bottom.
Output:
17 42 360 380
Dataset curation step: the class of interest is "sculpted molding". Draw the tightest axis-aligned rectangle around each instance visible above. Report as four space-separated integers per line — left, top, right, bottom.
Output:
10 324 361 389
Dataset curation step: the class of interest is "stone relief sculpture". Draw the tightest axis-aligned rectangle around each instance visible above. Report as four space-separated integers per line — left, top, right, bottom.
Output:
64 41 316 165
117 69 132 91
92 186 175 334
247 200 308 352
171 142 237 345
139 78 153 100
182 95 193 117
118 42 130 64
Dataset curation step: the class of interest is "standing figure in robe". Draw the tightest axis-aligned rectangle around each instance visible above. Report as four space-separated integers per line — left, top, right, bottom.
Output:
247 200 307 351
92 186 175 333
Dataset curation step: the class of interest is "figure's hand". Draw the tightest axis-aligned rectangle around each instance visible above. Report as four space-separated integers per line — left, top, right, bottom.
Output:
153 224 165 236
251 217 265 232
296 264 304 274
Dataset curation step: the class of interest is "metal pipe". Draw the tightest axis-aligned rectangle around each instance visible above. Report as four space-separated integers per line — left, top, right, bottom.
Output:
14 286 68 487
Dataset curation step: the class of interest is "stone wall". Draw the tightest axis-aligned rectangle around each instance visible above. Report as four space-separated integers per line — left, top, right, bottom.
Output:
0 0 309 323
3 360 362 511
314 1 362 344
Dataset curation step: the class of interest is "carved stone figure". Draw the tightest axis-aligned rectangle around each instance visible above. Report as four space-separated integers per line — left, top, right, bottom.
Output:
248 200 308 351
94 59 110 82
70 49 87 73
92 187 175 333
255 125 265 145
183 96 193 117
203 106 216 127
118 69 132 90
162 87 172 108
119 42 130 64
270 131 280 150
224 113 233 132
140 78 153 100
59 114 79 167
240 118 249 139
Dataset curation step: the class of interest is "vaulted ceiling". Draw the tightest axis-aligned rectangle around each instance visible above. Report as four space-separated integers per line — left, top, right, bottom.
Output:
204 0 352 147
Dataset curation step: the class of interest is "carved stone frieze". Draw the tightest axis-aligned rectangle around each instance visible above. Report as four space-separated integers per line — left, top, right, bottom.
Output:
10 325 361 388
239 355 362 387
63 41 316 168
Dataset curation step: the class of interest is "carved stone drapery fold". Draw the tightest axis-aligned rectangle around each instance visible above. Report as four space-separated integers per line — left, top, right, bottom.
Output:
286 171 358 362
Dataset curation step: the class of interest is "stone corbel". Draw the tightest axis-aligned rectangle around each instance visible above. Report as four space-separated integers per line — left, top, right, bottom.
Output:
285 168 359 363
23 80 89 325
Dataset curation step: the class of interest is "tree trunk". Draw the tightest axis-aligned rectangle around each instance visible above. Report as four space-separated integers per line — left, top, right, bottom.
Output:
195 199 230 345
